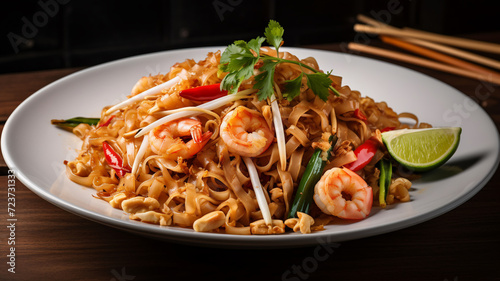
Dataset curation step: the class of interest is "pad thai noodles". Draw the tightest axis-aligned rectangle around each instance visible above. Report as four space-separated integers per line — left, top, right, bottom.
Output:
55 21 431 235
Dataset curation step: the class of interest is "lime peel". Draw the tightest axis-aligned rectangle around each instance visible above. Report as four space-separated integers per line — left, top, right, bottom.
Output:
381 127 462 172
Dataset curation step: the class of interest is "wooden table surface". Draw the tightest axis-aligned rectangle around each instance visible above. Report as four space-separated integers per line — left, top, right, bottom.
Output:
1 33 500 281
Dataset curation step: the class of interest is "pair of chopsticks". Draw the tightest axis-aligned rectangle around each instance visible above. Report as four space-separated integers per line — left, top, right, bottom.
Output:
349 14 500 85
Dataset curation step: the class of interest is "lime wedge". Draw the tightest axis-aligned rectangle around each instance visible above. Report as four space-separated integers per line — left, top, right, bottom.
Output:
381 127 461 172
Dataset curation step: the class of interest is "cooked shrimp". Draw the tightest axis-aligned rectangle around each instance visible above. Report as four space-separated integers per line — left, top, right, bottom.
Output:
149 118 212 160
313 167 373 220
220 106 274 157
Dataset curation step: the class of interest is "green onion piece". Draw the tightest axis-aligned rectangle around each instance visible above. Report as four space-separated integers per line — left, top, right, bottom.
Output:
377 158 392 208
288 134 338 218
51 117 100 131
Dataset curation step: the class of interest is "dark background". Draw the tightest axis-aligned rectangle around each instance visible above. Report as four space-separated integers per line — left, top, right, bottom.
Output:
1 0 500 74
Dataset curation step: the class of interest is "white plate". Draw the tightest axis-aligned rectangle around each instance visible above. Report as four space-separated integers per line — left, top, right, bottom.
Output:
2 47 499 248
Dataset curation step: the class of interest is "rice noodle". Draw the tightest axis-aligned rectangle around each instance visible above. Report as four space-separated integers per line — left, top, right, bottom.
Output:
63 49 425 235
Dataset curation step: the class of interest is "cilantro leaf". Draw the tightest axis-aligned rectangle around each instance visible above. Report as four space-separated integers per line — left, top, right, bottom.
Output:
226 53 254 73
264 20 284 52
220 20 337 100
220 44 243 66
220 38 265 94
305 72 333 101
220 72 241 93
220 59 255 94
248 37 265 56
283 73 303 101
254 60 278 100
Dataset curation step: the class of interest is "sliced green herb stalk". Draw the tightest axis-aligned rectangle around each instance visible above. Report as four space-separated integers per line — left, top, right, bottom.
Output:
51 117 100 131
377 158 392 208
288 134 338 218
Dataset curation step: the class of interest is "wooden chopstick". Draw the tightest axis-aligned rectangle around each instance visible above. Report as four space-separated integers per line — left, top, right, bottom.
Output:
356 14 500 69
380 35 500 79
355 14 500 82
399 36 500 71
357 14 500 70
357 14 392 29
348 42 500 85
354 24 500 54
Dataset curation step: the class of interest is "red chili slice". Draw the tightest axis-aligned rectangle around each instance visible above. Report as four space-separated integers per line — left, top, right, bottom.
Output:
98 115 115 128
102 142 130 178
381 126 396 133
344 138 379 172
354 109 367 122
179 83 228 101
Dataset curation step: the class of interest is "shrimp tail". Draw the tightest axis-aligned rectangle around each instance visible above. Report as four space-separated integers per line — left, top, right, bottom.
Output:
190 124 203 143
200 131 213 143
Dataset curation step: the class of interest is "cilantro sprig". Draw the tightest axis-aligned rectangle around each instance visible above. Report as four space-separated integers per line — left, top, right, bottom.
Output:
219 20 340 101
